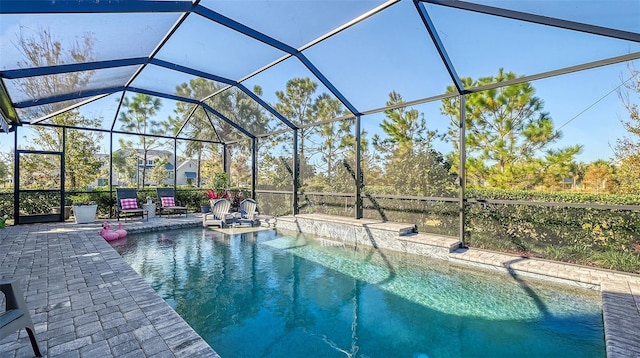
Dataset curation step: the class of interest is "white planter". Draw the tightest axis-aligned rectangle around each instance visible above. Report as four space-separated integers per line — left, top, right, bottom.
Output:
73 204 97 224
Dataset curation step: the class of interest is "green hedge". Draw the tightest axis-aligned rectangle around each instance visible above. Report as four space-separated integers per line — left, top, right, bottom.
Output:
465 188 640 273
300 193 459 237
467 188 640 205
0 187 257 220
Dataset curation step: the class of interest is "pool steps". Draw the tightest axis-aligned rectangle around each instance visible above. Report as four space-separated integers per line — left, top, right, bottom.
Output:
276 214 460 261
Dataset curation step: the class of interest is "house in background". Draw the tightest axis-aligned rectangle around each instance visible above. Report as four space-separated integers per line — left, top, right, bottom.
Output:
92 149 174 187
175 159 199 186
91 151 204 187
94 153 110 187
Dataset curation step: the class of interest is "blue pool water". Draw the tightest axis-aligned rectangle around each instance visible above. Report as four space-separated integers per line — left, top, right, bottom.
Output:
114 228 604 358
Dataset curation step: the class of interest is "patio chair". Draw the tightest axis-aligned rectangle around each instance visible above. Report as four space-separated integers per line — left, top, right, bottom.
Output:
0 278 42 357
236 198 258 227
115 188 148 221
156 188 188 217
203 199 233 228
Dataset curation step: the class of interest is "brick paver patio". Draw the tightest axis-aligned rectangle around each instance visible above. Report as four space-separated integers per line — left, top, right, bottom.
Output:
0 216 218 358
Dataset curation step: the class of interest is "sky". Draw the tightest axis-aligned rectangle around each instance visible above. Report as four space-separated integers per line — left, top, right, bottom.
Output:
0 0 638 164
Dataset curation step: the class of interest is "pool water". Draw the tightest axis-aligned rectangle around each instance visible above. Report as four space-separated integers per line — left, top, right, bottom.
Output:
114 228 604 358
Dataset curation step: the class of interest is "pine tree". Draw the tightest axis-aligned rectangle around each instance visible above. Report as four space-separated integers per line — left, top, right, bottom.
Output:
441 69 581 189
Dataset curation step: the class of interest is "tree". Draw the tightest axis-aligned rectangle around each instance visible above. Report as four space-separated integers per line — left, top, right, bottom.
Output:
172 79 274 188
118 94 165 189
62 117 104 189
309 94 350 185
274 78 351 187
0 158 9 189
228 145 251 187
540 148 583 191
148 155 171 186
568 161 588 190
17 111 104 190
374 91 454 196
199 150 224 188
13 27 103 189
275 78 318 160
14 27 95 119
583 160 614 193
112 149 137 186
258 154 294 191
171 78 222 187
328 130 372 194
274 78 323 184
441 69 582 189
614 62 640 194
213 86 272 186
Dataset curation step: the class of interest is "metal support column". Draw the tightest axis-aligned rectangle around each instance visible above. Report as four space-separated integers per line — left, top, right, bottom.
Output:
355 115 362 219
109 132 113 218
173 138 178 188
13 128 18 223
251 137 257 199
292 129 299 215
459 95 467 247
222 143 228 174
61 128 66 220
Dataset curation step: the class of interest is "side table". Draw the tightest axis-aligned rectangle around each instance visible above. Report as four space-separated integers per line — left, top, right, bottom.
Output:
143 203 156 220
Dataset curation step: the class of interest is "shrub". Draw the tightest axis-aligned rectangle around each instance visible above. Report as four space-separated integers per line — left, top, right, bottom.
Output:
465 188 640 273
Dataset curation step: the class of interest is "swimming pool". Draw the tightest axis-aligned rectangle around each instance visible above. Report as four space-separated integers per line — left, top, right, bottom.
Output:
114 228 604 358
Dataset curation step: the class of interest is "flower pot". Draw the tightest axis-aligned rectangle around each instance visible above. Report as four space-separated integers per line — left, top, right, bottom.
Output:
73 204 97 224
201 205 210 213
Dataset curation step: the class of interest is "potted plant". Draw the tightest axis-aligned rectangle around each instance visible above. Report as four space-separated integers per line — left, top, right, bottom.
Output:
70 194 98 224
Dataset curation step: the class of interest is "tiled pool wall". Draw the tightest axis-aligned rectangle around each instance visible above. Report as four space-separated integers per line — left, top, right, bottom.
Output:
275 213 457 260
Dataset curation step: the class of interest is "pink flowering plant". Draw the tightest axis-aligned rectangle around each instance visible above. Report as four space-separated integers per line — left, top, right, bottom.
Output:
206 190 217 200
205 189 228 201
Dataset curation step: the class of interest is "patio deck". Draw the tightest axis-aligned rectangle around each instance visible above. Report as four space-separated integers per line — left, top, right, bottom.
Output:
1 214 639 357
0 215 217 358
